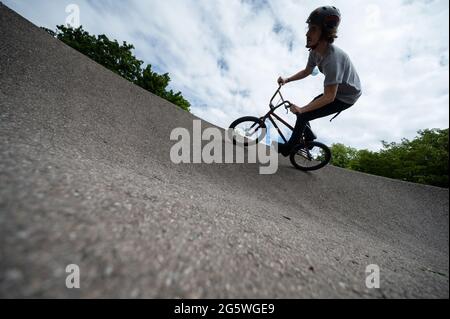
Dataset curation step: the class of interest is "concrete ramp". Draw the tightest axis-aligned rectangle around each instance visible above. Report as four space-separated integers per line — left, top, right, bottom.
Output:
0 3 448 298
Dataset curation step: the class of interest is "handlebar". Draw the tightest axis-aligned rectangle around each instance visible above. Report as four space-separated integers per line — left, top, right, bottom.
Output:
269 84 292 111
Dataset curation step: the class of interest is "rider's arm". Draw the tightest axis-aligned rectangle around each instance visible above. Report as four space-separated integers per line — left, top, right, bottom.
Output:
286 66 314 83
298 84 338 113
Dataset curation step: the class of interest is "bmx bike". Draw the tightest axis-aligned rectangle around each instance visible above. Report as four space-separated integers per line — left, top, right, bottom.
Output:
229 85 332 171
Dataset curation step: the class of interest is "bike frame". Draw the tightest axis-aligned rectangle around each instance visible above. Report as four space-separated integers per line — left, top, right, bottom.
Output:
260 85 295 144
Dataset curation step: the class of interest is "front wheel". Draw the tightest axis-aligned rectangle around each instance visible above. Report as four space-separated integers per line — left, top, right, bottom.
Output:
289 141 331 171
229 116 266 146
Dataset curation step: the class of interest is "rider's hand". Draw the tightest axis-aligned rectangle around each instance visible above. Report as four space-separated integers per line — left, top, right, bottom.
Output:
290 104 302 114
277 76 289 86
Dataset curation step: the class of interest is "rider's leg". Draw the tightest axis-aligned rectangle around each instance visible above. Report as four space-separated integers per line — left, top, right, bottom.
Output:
285 97 353 148
286 94 324 146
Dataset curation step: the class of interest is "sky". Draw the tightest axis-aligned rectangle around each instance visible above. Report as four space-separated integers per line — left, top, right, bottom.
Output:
4 0 449 151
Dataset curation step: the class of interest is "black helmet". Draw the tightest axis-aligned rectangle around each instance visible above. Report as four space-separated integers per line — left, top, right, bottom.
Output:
306 6 341 30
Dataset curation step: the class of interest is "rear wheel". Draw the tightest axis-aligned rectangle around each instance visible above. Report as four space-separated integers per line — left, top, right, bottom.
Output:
229 116 266 146
289 141 331 171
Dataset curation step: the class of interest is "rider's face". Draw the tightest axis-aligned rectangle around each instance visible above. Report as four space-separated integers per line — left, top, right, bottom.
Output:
306 24 322 48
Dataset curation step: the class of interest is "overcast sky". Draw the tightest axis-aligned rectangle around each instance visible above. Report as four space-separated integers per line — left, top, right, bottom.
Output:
4 0 449 151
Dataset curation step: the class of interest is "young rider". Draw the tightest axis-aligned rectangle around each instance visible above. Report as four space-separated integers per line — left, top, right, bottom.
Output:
277 6 362 156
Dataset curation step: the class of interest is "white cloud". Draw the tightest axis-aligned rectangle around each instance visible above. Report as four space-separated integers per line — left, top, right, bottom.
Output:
4 0 449 151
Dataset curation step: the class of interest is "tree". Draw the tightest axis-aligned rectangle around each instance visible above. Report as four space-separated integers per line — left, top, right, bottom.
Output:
136 65 170 97
347 129 448 188
329 143 358 168
43 25 190 112
324 129 448 188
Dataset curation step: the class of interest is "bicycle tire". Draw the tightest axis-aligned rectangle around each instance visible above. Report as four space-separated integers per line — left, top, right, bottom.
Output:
229 116 267 146
289 141 331 171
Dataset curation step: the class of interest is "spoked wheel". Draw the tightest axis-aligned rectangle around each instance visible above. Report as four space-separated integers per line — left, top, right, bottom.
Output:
289 141 331 171
229 116 266 146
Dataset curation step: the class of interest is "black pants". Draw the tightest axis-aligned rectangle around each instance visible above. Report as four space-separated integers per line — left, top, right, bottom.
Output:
287 94 353 146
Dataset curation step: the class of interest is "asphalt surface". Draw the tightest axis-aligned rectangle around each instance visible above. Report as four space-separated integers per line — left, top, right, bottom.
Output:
0 3 448 298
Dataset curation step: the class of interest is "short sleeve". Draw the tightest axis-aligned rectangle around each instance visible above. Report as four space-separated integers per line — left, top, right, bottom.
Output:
323 59 344 86
307 51 317 69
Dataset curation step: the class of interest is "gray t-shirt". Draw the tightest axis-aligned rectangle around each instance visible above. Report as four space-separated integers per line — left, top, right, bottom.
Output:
307 44 362 105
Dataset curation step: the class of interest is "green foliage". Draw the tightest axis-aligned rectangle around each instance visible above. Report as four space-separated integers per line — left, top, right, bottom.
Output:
329 128 449 188
135 65 191 111
330 143 358 167
136 65 170 96
46 25 190 111
41 27 56 37
163 90 192 112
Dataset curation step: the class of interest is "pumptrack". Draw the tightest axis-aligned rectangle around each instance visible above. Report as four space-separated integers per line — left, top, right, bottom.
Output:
0 3 448 298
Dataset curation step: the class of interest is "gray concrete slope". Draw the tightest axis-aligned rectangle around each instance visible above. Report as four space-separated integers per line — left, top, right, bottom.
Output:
0 3 448 298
